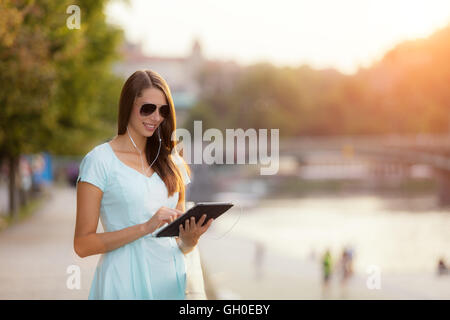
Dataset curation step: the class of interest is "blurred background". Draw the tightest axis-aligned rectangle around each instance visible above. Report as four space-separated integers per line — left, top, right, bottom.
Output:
0 0 449 299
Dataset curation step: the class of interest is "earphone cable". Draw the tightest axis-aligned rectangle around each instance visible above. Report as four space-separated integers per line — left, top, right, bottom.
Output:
127 126 161 176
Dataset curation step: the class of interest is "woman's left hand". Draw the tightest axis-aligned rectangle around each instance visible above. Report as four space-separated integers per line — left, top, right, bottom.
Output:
178 214 214 247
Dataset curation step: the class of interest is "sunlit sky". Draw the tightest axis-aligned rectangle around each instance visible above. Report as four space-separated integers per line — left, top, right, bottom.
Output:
106 0 450 74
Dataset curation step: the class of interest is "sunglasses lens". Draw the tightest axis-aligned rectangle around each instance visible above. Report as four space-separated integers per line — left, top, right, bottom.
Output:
159 105 170 118
140 104 156 117
140 103 170 118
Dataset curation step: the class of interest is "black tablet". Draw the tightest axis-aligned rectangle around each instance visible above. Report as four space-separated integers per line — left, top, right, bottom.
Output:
155 202 234 237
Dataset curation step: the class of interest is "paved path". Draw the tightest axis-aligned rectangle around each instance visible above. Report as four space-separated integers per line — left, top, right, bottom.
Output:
0 186 99 299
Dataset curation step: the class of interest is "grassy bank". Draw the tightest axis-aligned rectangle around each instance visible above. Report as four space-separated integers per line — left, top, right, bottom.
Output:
0 193 48 233
269 177 437 198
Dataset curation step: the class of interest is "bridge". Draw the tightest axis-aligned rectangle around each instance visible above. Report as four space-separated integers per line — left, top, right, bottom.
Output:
279 134 450 205
184 134 450 206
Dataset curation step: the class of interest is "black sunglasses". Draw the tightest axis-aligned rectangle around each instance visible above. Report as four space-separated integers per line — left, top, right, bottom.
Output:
139 103 170 118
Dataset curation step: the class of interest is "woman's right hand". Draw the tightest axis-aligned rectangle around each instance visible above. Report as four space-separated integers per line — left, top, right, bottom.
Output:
144 206 184 235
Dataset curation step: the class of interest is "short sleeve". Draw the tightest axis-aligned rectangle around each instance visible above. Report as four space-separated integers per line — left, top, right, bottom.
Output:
171 150 191 186
76 149 108 192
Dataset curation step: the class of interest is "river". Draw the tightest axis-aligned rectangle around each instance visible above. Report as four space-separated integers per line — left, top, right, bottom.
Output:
210 193 450 274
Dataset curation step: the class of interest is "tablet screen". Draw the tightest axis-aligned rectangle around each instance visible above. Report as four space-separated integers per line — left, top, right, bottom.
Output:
155 202 234 237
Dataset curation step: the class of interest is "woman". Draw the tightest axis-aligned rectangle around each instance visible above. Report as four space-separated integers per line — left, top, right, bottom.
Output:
74 69 214 299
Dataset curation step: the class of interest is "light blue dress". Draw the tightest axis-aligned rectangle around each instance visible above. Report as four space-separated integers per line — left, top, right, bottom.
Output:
76 141 191 300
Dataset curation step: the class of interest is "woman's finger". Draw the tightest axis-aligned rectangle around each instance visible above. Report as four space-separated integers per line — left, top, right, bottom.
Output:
197 214 207 227
185 218 190 232
201 218 214 232
179 224 184 236
190 217 196 230
172 209 182 218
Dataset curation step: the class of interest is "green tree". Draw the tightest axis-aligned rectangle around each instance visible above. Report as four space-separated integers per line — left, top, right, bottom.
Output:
0 0 123 217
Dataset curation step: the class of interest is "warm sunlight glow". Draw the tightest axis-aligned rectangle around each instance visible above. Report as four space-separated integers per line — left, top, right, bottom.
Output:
106 0 450 74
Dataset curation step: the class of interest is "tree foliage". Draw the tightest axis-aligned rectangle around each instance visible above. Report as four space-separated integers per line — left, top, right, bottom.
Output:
0 0 124 215
0 0 123 159
188 24 450 136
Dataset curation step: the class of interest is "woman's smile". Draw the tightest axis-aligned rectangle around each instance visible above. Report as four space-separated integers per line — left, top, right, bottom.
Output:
143 122 157 132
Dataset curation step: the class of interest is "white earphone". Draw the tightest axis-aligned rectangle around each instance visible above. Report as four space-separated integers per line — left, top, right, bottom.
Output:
151 126 162 167
126 125 162 176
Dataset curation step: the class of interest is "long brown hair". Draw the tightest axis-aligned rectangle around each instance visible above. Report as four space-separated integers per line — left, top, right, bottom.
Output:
117 70 190 198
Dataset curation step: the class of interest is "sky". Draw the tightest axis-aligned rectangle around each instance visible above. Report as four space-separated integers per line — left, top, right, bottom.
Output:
105 0 450 74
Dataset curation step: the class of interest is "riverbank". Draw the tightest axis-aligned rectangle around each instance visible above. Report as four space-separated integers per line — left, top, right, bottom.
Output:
198 229 450 299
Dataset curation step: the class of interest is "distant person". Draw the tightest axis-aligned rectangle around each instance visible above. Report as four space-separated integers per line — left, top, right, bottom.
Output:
254 240 265 281
437 258 448 276
339 248 353 284
309 247 316 261
337 247 354 299
345 246 354 277
66 163 79 187
321 249 332 298
346 245 354 262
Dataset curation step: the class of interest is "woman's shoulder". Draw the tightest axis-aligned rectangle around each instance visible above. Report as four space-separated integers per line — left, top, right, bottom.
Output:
84 141 110 156
77 142 112 191
81 142 112 167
